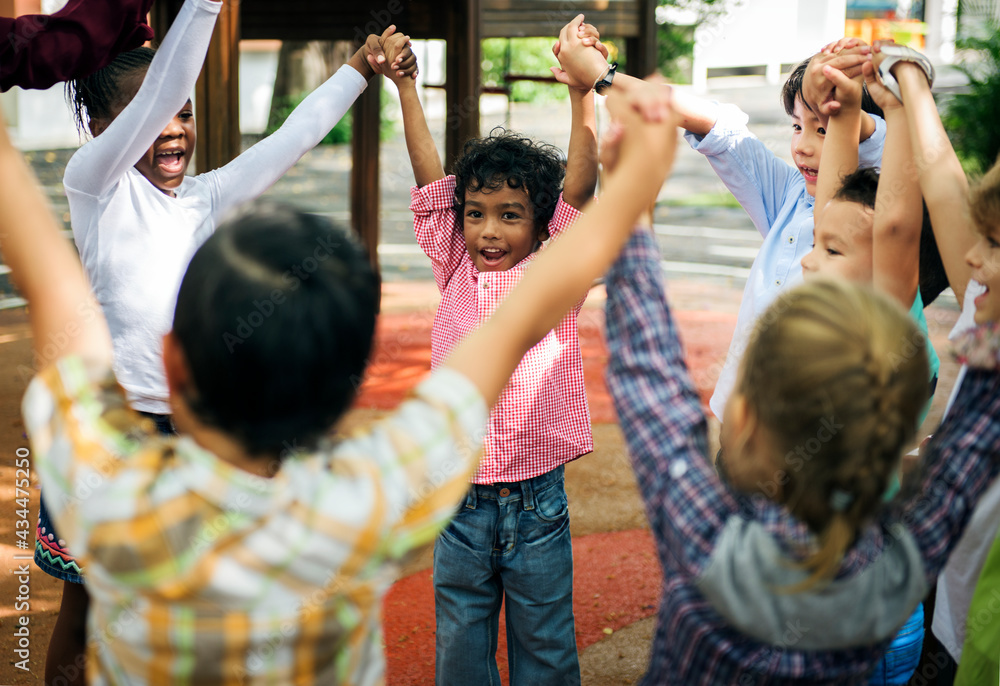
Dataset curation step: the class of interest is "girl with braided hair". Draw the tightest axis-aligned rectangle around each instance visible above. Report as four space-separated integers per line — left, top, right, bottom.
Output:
35 0 416 681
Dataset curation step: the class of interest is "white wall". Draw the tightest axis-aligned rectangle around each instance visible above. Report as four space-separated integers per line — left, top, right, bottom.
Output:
691 0 848 91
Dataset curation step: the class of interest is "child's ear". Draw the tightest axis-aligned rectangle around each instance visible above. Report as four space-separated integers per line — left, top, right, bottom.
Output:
162 332 192 398
537 225 550 243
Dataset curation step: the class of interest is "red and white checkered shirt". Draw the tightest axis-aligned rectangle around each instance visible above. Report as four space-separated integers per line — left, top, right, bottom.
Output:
410 175 593 483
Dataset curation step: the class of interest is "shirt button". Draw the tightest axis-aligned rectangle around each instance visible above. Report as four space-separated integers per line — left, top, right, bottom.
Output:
482 281 489 290
775 279 782 286
788 236 794 243
499 487 510 497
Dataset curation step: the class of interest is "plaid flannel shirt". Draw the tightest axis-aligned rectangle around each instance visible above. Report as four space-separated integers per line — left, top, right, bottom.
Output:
24 356 486 685
410 175 593 483
604 229 1000 686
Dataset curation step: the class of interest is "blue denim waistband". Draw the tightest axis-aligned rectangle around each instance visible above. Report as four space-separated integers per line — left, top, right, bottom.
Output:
466 465 564 511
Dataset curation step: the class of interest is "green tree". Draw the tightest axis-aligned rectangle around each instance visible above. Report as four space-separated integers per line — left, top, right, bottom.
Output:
943 22 1000 175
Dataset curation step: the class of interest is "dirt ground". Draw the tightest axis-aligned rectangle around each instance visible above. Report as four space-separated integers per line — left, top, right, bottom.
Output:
0 280 962 685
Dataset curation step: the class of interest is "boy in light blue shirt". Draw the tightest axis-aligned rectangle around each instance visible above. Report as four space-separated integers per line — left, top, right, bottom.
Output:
550 25 886 416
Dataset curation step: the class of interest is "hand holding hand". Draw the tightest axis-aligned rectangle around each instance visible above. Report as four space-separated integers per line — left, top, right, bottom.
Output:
803 44 870 122
382 30 417 84
602 76 676 177
551 14 610 91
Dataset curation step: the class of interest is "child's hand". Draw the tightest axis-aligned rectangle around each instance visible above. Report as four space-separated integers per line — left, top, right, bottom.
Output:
861 57 901 112
382 31 417 84
603 77 676 174
621 78 673 124
803 46 868 121
553 20 609 61
551 14 610 91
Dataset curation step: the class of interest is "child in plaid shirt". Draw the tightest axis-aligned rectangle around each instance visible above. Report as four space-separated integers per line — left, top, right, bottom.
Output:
3 76 679 684
379 22 601 683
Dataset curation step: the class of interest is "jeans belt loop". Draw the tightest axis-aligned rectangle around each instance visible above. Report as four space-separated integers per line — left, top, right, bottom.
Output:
464 484 478 509
520 476 536 512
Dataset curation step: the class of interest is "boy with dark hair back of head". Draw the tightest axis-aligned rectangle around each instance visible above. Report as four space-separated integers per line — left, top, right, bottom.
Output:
3 77 679 684
378 20 601 683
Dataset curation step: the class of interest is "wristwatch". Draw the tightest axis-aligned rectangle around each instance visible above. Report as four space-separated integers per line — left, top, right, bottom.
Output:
877 45 934 103
593 62 617 95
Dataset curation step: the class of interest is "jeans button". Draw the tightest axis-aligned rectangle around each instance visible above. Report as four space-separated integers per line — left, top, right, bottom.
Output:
499 487 511 497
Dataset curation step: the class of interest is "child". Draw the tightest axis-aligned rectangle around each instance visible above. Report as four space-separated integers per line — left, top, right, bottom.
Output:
36 0 416 681
600 79 1000 686
551 17 886 420
2 74 678 685
382 25 598 683
799 55 941 684
0 0 153 92
870 42 1000 681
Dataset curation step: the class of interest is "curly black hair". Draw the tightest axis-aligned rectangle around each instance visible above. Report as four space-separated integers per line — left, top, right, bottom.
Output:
66 47 155 135
452 127 565 231
781 55 884 120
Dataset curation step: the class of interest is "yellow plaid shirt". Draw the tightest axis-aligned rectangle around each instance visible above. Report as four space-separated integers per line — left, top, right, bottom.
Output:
24 356 485 685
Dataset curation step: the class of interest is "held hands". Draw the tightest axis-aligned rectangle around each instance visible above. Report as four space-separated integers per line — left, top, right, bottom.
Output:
551 14 610 91
803 41 870 122
862 44 903 113
360 25 418 82
601 77 676 176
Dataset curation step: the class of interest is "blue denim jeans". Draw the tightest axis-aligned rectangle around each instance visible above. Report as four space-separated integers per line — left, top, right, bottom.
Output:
434 465 579 686
868 603 924 684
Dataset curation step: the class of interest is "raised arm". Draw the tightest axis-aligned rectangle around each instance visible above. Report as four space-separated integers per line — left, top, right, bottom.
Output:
866 63 921 306
386 42 445 187
443 82 678 407
0 0 154 92
561 87 598 210
802 44 878 144
203 31 416 211
814 64 863 224
62 0 221 198
0 106 111 366
887 52 975 306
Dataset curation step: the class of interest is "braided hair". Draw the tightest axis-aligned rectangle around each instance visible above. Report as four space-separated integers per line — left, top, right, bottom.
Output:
66 47 155 135
738 279 929 591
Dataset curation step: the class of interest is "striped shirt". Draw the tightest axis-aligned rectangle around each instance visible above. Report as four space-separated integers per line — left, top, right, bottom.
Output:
604 229 1000 685
410 175 593 483
24 356 486 685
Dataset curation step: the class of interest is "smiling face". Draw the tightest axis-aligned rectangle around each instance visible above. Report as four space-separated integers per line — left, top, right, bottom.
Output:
965 225 1000 324
790 97 826 197
462 184 546 272
131 100 196 195
801 199 874 284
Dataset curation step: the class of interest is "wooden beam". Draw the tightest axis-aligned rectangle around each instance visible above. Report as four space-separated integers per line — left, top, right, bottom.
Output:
194 2 241 173
351 77 382 281
445 0 481 170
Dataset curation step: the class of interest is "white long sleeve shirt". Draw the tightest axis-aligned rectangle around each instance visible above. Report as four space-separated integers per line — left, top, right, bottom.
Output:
65 0 367 413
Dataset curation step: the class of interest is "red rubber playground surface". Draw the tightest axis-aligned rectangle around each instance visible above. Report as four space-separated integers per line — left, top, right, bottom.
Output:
352 282 740 684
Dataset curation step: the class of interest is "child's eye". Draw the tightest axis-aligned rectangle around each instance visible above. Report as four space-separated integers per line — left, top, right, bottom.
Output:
817 127 827 136
792 124 802 132
502 212 521 220
466 210 483 219
988 235 1000 249
826 248 841 256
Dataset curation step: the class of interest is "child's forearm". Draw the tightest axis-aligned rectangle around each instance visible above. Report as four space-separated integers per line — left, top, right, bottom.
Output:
897 63 974 305
397 80 446 187
666 87 718 136
562 88 598 210
815 105 861 220
0 109 111 366
872 106 921 306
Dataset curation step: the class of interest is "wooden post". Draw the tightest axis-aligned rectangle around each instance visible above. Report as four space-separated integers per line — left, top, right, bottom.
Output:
626 0 658 78
194 1 241 172
444 0 481 170
350 76 382 280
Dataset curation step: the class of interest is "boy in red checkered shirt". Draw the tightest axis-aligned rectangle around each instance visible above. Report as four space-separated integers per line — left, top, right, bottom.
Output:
376 23 602 685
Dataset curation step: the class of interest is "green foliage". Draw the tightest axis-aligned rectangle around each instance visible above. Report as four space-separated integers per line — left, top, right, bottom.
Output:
656 0 725 83
943 23 1000 175
265 89 397 145
482 37 567 103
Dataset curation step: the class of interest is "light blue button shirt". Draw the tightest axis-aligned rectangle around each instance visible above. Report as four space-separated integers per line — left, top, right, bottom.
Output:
686 104 887 418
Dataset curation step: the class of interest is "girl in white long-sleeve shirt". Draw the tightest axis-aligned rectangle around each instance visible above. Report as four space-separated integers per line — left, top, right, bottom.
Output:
36 0 416 679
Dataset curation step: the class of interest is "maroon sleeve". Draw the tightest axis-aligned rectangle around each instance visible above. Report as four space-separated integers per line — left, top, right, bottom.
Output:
0 0 155 92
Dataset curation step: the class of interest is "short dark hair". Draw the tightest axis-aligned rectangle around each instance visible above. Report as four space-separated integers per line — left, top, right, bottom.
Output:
452 127 565 232
833 167 949 306
173 203 379 457
781 56 885 120
67 46 155 134
834 167 880 209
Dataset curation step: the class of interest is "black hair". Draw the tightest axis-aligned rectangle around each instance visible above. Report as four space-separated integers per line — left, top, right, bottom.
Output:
833 167 879 208
781 56 885 121
452 127 565 232
67 47 155 134
172 203 379 457
832 168 948 306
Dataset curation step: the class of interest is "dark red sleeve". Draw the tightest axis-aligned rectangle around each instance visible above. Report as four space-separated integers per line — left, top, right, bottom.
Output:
0 0 155 92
